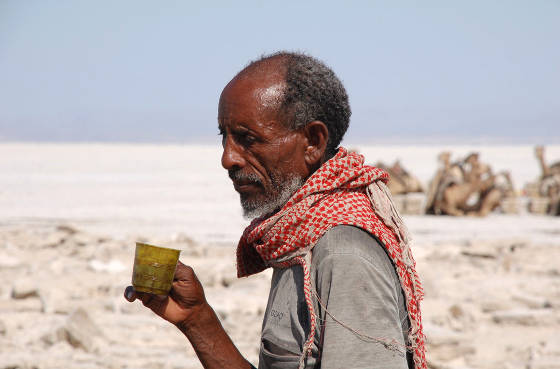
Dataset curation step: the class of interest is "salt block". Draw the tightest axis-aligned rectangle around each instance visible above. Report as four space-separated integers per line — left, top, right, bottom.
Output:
492 309 556 326
60 308 105 352
42 231 68 248
0 255 23 268
530 357 560 369
56 225 78 234
424 323 461 347
88 259 125 273
528 197 550 214
512 293 551 309
40 288 71 314
11 280 39 299
69 232 98 247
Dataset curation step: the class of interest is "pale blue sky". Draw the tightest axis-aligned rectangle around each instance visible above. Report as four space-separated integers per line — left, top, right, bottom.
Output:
1 0 559 143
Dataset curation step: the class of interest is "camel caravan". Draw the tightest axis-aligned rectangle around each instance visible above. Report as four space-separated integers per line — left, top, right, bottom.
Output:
424 152 516 216
366 146 559 217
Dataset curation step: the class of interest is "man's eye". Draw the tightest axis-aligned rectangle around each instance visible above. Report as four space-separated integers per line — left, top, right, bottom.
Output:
217 130 226 146
235 133 256 146
243 134 257 144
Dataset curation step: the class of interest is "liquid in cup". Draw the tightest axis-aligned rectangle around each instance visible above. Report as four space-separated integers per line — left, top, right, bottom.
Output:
132 242 181 295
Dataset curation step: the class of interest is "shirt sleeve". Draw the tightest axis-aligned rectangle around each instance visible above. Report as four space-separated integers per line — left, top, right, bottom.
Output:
314 231 409 369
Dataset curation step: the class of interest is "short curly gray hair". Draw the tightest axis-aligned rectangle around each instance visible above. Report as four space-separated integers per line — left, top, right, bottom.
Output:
243 51 351 158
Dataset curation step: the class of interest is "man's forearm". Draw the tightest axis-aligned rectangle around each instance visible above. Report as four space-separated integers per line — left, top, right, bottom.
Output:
177 302 253 369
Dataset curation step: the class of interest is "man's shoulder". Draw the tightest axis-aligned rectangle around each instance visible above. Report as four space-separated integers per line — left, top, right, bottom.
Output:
312 225 390 269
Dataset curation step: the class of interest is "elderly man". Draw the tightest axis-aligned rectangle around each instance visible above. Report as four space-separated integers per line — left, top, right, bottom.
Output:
124 52 426 369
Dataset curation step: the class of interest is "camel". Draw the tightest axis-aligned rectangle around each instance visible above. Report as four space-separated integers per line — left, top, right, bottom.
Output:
425 152 508 216
536 146 560 178
375 160 424 195
534 146 560 215
348 149 423 196
464 169 516 216
424 151 453 214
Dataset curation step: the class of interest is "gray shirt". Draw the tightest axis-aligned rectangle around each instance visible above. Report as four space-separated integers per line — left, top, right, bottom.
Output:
258 225 412 369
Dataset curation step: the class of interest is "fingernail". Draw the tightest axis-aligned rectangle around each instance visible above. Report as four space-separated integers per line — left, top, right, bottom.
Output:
126 289 134 300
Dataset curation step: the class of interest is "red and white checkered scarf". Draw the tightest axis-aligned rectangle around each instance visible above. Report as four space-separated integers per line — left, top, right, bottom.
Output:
237 147 426 369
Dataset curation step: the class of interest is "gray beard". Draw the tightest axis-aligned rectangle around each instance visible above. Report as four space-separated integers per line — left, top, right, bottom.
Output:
241 176 304 220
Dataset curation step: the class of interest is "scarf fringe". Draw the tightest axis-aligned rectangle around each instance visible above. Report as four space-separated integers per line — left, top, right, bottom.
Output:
367 181 426 368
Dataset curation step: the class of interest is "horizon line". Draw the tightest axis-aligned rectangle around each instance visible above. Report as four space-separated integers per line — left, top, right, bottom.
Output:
1 135 559 146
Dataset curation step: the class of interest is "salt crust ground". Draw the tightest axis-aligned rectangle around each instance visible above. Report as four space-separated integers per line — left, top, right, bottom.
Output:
1 144 559 368
0 222 559 369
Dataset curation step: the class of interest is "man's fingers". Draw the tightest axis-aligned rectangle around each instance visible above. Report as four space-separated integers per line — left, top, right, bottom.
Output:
124 286 167 307
124 286 154 304
173 260 194 281
124 286 136 302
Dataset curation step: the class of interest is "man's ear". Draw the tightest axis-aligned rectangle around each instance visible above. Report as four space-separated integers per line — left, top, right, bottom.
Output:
302 121 329 167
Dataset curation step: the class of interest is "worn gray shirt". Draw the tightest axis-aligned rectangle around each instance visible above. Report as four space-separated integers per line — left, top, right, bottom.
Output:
258 225 412 369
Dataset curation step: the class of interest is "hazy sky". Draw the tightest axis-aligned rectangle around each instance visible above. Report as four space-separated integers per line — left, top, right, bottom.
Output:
1 0 559 143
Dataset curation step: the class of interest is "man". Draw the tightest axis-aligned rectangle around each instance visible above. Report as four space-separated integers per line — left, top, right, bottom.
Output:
124 52 426 369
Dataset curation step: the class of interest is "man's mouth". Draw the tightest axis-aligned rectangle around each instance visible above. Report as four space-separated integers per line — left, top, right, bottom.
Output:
233 180 260 192
229 170 263 193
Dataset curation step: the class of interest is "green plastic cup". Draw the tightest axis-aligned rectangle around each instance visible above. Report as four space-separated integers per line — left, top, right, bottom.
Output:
132 242 181 295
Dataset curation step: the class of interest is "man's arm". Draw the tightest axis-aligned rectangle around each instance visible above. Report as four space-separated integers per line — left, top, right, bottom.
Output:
124 261 252 369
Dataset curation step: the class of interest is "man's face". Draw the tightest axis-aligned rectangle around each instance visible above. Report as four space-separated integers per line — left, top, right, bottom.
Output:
218 73 308 219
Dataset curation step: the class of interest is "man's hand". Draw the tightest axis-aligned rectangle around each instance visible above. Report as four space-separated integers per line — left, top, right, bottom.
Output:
124 261 206 327
124 261 253 369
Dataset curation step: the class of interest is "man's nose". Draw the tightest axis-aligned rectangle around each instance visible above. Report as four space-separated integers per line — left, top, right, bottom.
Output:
221 136 246 170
